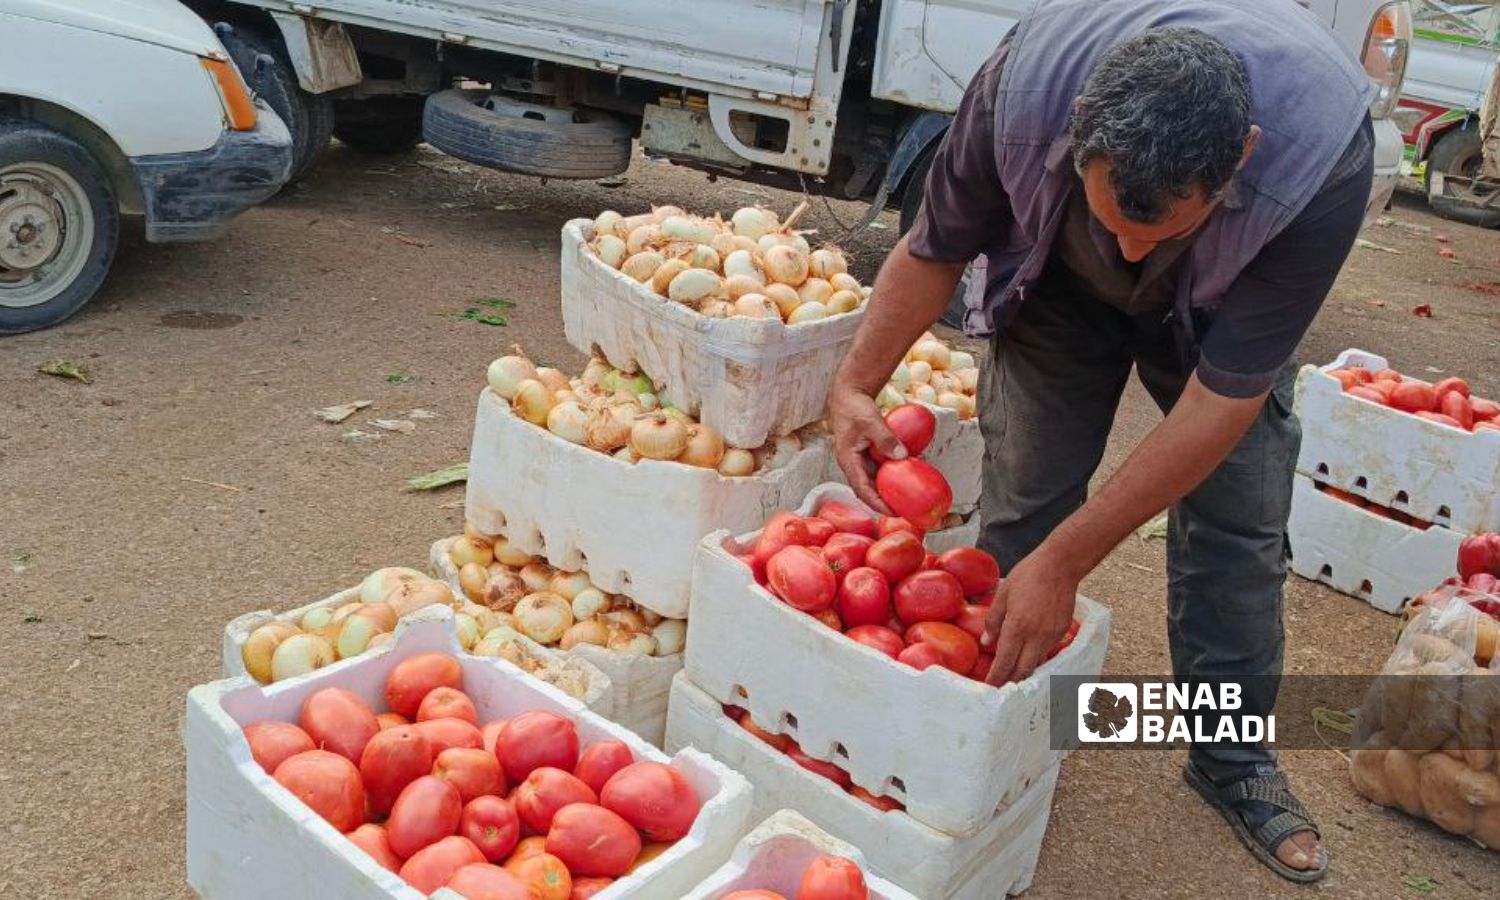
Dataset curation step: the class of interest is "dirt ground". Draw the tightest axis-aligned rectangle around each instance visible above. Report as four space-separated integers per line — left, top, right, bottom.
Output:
3 143 1500 898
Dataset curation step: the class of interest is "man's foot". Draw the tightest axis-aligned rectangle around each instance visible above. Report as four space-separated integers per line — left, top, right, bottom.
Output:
1184 761 1328 883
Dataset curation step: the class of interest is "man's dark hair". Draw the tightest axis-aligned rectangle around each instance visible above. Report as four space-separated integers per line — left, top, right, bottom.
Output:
1070 27 1252 223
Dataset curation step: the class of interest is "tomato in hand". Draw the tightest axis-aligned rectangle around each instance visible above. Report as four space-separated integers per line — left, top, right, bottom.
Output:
936 546 1001 598
871 404 937 460
836 567 891 629
865 531 925 583
1044 619 1082 662
387 775 463 858
904 621 979 673
844 624 904 659
386 652 463 718
434 747 505 803
460 794 521 862
273 750 365 832
398 835 484 894
875 459 952 530
573 740 635 796
346 823 402 873
822 533 874 579
893 570 964 624
361 724 435 815
418 686 478 724
970 651 995 681
514 767 598 832
797 854 869 900
816 501 878 538
546 803 642 878
767 545 837 612
496 710 580 782
243 721 315 774
600 761 702 841
446 862 532 900
300 687 380 764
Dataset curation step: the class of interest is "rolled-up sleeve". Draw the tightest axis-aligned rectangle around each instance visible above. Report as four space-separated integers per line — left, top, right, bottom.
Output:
906 40 1014 263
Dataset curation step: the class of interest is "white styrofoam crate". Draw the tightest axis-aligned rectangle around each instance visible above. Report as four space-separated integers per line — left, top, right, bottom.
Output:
429 536 681 747
221 583 614 715
1294 348 1500 532
823 402 984 516
465 388 831 618
1288 473 1465 614
667 674 1056 899
560 219 866 447
187 609 753 900
682 809 918 900
684 482 1109 836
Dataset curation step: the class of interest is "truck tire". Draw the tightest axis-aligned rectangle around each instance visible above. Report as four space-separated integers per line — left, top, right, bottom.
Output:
899 145 973 330
0 118 118 334
334 96 425 154
1425 126 1500 229
422 89 632 179
217 25 333 183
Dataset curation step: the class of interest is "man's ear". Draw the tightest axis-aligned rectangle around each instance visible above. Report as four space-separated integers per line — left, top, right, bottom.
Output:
1240 124 1262 168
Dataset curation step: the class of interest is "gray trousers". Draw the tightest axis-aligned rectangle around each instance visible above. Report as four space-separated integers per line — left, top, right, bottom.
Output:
977 286 1299 777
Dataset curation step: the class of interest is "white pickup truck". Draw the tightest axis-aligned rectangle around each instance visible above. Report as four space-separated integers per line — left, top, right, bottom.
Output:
186 0 1409 237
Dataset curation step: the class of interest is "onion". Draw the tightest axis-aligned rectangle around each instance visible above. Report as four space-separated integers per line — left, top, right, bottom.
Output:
571 588 611 620
473 632 525 664
470 607 514 634
492 537 533 567
908 383 937 404
651 258 690 295
876 384 904 409
614 446 640 464
796 278 833 306
463 521 493 545
618 212 656 237
652 619 687 656
936 391 967 415
585 402 636 452
950 350 976 371
724 274 766 300
594 210 623 238
515 592 575 644
668 268 725 304
368 632 394 651
487 355 539 400
458 562 488 601
912 340 952 370
242 621 301 683
450 535 494 569
918 330 938 344
808 247 848 279
682 243 720 271
652 205 685 220
607 630 658 656
723 249 764 281
512 379 556 426
481 624 525 644
830 272 862 294
661 215 718 244
763 244 809 286
600 608 649 633
594 234 628 269
717 447 756 476
638 607 664 627
889 362 912 391
639 391 660 411
389 579 455 618
660 406 693 424
731 206 779 239
561 620 610 650
626 223 662 255
631 412 690 460
582 358 612 388
958 367 980 393
550 570 594 601
710 232 740 258
330 602 363 627
732 235 758 253
270 633 335 682
786 301 829 325
763 283 802 319
484 570 528 611
699 299 735 318
603 369 653 396
754 432 802 470
336 611 388 659
301 607 334 633
680 423 726 468
957 394 978 418
908 360 933 384
733 294 780 319
520 561 558 594
546 400 589 444
826 289 861 314
359 567 427 604
621 250 665 282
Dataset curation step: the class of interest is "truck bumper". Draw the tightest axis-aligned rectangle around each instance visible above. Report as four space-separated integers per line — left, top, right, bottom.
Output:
1367 116 1404 217
131 99 292 243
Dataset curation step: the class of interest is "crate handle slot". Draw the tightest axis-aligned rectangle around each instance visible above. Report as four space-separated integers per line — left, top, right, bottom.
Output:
1393 490 1409 508
1354 476 1368 490
1358 579 1373 596
1436 505 1452 524
1315 463 1330 477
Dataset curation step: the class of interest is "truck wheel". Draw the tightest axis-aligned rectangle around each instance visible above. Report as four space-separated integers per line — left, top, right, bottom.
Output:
422 89 632 179
0 119 118 334
217 25 333 183
334 96 425 154
899 145 973 330
1425 126 1500 228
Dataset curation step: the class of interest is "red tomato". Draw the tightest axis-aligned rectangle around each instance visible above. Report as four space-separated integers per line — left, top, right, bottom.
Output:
752 512 814 567
399 835 484 894
1472 397 1500 421
1366 380 1400 402
386 652 464 718
1458 533 1500 580
893 570 964 624
481 719 508 755
785 745 852 789
816 500 879 538
936 547 1001 597
897 642 945 671
836 567 891 629
1345 385 1387 405
600 761 702 841
346 823 402 873
874 459 953 530
273 750 365 832
1479 420 1500 433
387 775 464 858
813 608 844 630
737 551 769 585
970 652 995 681
505 853 572 900
361 724 435 815
446 862 532 900
904 621 980 673
738 709 792 751
1045 619 1082 662
545 802 642 878
435 747 505 803
506 836 548 865
461 795 522 862
243 721 314 774
872 404 937 460
848 785 904 812
1441 392 1475 430
376 712 410 731
923 551 939 569
1416 411 1465 429
1328 369 1362 390
1470 572 1499 594
797 854 869 900
1390 382 1438 414
876 516 924 538
1434 376 1470 403
496 711 580 783
1374 368 1403 382
418 686 478 725
569 877 615 899
766 545 838 612
299 687 380 764
954 604 989 642
803 517 837 546
844 624 904 659
723 892 788 900
864 531 925 584
417 717 485 757
822 533 874 578
514 767 598 833
573 741 635 796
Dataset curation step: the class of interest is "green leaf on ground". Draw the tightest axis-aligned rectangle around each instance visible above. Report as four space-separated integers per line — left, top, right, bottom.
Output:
1403 874 1439 894
1136 513 1169 542
476 297 516 309
22 614 42 624
386 373 415 384
39 359 91 383
12 552 32 575
406 463 468 492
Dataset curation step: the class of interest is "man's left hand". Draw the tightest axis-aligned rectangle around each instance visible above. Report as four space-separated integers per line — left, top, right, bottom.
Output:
983 548 1079 685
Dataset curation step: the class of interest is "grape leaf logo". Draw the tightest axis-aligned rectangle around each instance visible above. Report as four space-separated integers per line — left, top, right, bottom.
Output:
1083 686 1134 738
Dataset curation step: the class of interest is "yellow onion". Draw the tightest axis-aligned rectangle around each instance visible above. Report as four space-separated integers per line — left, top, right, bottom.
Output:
515 592 574 644
651 258 690 295
937 391 967 415
907 360 933 384
242 621 301 683
336 610 388 660
876 384 904 410
594 210 623 238
301 607 335 634
614 446 641 464
463 521 492 545
608 630 658 656
723 249 764 282
571 588 611 620
520 561 557 594
733 294 780 319
492 536 533 567
725 274 765 300
717 448 756 477
808 247 848 279
680 423 726 468
355 602 398 634
270 633 335 682
458 563 488 601
594 234 628 269
763 283 802 319
546 400 589 444
631 412 689 460
561 619 611 650
827 289 861 314
652 619 687 656
763 244 809 286
956 394 978 418
699 299 735 318
681 243 719 271
830 272 862 294
601 608 648 633
621 250 664 282
359 566 427 604
388 579 455 618
483 570 528 611
787 301 829 325
330 602 364 627
582 358 612 388
889 362 912 391
367 632 394 651
487 355 539 400
908 383 938 404
796 278 833 306
950 350 976 371
661 215 719 244
450 535 494 569
626 223 662 255
550 570 594 601
958 367 980 392
585 402 637 452
710 232 740 258
668 268 725 304
753 433 802 470
912 339 952 370
731 206 779 239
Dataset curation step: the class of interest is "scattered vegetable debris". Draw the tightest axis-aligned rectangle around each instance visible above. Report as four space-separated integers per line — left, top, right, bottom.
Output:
407 463 468 492
39 359 91 383
386 373 415 385
1412 304 1434 319
314 401 373 423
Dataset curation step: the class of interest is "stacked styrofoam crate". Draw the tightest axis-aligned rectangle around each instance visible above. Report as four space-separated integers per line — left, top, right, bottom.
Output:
1291 348 1491 612
187 610 754 899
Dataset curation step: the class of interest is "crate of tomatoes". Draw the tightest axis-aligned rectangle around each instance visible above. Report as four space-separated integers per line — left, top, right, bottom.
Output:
1295 349 1500 533
185 608 752 899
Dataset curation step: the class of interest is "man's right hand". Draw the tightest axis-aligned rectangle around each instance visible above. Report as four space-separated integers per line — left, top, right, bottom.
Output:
829 386 907 511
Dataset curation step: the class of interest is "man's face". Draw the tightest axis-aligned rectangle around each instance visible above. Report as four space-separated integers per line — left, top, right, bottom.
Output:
1081 160 1219 263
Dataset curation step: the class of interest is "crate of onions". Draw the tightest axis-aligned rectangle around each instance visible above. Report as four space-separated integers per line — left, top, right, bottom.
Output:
186 609 753 899
561 204 870 447
680 809 918 900
431 534 682 747
467 357 829 619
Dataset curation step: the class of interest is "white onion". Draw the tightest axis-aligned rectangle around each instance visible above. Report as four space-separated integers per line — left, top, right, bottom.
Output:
797 278 833 306
601 608 648 632
723 249 764 281
561 619 610 650
544 400 588 444
482 624 525 645
913 339 952 371
957 394 978 418
724 274 765 300
710 232 740 259
763 283 802 319
515 592 574 644
790 233 811 255
452 613 481 650
731 206 779 240
908 383 937 404
388 579 454 618
639 391 660 411
621 250 665 282
786 301 829 325
512 379 556 426
763 244 809 286
732 235 758 253
359 567 427 604
484 571 528 611
594 210 623 238
652 619 687 656
680 423 726 468
608 630 658 656
826 289 861 314
958 367 980 393
876 384 904 410
661 215 719 244
652 205 685 220
450 535 494 569
571 587 611 620
936 391 967 414
699 299 735 318
458 562 488 601
535 366 569 393
301 607 334 633
618 212 656 237
651 258 690 295
626 223 662 255
683 244 720 271
520 561 557 594
733 294 780 319
336 612 384 660
330 602 363 627
492 537 533 567
907 360 933 384
487 355 539 400
889 362 912 391
830 272 862 294
950 350 976 371
631 413 689 460
550 570 594 601
668 268 725 304
242 621 300 683
471 607 514 634
270 633 335 682
614 446 640 464
717 447 756 476
594 234 627 269
808 247 848 279
582 358 612 387
586 405 633 452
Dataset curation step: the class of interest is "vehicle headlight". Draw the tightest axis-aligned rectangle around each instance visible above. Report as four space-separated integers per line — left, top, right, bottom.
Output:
1363 0 1412 119
201 56 258 131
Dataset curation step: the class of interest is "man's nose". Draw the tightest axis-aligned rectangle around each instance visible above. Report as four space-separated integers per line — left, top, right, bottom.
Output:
1118 236 1155 262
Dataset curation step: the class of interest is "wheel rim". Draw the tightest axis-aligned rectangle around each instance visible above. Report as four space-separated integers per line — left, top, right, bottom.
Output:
1435 142 1500 205
0 162 94 309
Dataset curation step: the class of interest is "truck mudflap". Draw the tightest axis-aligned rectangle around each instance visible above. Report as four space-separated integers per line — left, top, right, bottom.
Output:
131 99 292 243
